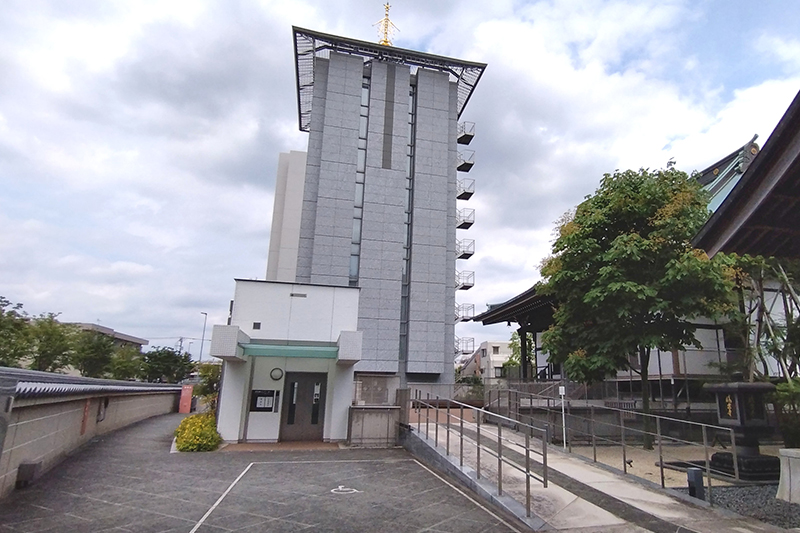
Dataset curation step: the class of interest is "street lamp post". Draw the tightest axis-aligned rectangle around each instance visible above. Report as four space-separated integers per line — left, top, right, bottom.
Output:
199 312 208 363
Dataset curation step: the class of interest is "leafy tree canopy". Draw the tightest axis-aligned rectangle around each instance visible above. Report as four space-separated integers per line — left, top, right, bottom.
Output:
0 296 31 368
140 346 193 383
195 362 221 397
109 344 143 381
0 296 154 381
539 168 736 385
72 329 116 378
28 313 78 373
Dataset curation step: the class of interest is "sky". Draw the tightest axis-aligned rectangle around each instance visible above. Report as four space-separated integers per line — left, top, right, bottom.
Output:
2 0 800 360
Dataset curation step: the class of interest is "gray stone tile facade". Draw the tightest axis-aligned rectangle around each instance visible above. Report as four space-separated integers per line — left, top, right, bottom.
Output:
292 49 470 384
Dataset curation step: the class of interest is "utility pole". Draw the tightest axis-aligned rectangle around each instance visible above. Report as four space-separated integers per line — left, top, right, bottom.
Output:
199 312 208 363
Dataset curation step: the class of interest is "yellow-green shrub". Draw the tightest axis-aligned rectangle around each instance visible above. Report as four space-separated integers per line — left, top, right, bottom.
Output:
174 413 222 452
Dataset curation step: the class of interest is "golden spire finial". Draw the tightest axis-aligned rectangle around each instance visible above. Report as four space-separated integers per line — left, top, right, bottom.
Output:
374 3 399 46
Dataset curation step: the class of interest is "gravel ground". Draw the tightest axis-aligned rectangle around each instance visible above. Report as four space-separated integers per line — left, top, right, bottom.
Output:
677 485 800 530
572 444 800 529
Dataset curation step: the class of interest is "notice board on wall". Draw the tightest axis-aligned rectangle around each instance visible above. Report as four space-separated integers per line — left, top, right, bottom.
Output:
250 390 280 412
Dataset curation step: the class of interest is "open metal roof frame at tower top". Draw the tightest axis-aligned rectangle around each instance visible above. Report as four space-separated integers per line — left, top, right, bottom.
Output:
292 26 487 132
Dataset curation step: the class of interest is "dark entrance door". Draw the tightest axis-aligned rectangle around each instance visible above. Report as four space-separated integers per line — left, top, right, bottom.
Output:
280 372 327 441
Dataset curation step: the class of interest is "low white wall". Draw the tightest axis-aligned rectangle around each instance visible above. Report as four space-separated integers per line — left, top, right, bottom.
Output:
0 392 178 498
348 406 400 447
777 448 800 503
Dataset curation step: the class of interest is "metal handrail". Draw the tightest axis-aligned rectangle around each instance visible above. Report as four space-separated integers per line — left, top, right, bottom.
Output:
458 121 475 136
457 150 475 164
411 389 548 518
456 178 475 196
488 388 743 504
505 388 734 432
577 408 736 480
421 394 549 483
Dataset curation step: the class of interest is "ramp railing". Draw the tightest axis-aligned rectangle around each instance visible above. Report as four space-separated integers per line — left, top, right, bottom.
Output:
488 388 744 504
411 390 548 518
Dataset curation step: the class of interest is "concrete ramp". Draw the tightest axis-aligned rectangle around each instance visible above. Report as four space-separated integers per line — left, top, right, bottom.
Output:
401 422 786 533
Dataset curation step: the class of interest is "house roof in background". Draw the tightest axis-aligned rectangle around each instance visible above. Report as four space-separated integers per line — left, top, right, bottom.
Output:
74 323 149 346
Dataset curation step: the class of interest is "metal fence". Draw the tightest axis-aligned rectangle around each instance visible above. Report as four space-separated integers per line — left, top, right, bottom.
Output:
494 376 717 412
411 389 548 518
486 388 741 503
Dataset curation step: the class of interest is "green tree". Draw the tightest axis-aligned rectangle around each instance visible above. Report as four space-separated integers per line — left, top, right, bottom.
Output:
109 344 143 381
504 331 533 369
195 362 221 396
0 297 31 368
72 329 115 377
140 346 193 383
195 362 221 412
28 313 77 372
720 256 800 382
540 168 735 447
721 257 800 446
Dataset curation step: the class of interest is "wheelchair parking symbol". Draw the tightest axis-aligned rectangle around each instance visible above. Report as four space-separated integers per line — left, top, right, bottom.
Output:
330 485 361 494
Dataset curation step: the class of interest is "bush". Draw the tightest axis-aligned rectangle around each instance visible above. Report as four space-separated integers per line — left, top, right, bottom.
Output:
773 378 800 448
174 413 222 452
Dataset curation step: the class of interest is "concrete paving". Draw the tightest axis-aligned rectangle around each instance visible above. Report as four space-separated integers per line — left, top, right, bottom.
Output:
0 414 524 532
1 412 794 532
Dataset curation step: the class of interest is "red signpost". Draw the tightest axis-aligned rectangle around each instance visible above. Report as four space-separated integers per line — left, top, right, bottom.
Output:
179 385 193 414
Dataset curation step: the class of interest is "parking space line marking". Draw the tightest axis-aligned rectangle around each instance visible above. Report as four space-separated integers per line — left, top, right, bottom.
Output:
413 460 522 533
191 458 518 532
251 459 415 464
190 462 254 533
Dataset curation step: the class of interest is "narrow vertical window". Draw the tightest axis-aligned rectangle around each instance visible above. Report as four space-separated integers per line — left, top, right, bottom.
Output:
350 76 370 287
287 382 297 425
399 83 417 365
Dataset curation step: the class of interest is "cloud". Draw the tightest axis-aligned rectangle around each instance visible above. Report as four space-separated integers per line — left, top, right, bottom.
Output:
755 34 800 76
666 78 800 170
1 0 799 357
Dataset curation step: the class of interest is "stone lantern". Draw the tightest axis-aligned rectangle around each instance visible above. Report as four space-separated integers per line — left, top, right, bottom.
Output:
703 382 779 480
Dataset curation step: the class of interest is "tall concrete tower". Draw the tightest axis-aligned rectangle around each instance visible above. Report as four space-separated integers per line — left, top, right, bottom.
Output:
268 27 485 386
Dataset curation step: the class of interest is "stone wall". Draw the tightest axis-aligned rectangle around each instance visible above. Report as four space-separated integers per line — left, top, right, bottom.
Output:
1 391 179 498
